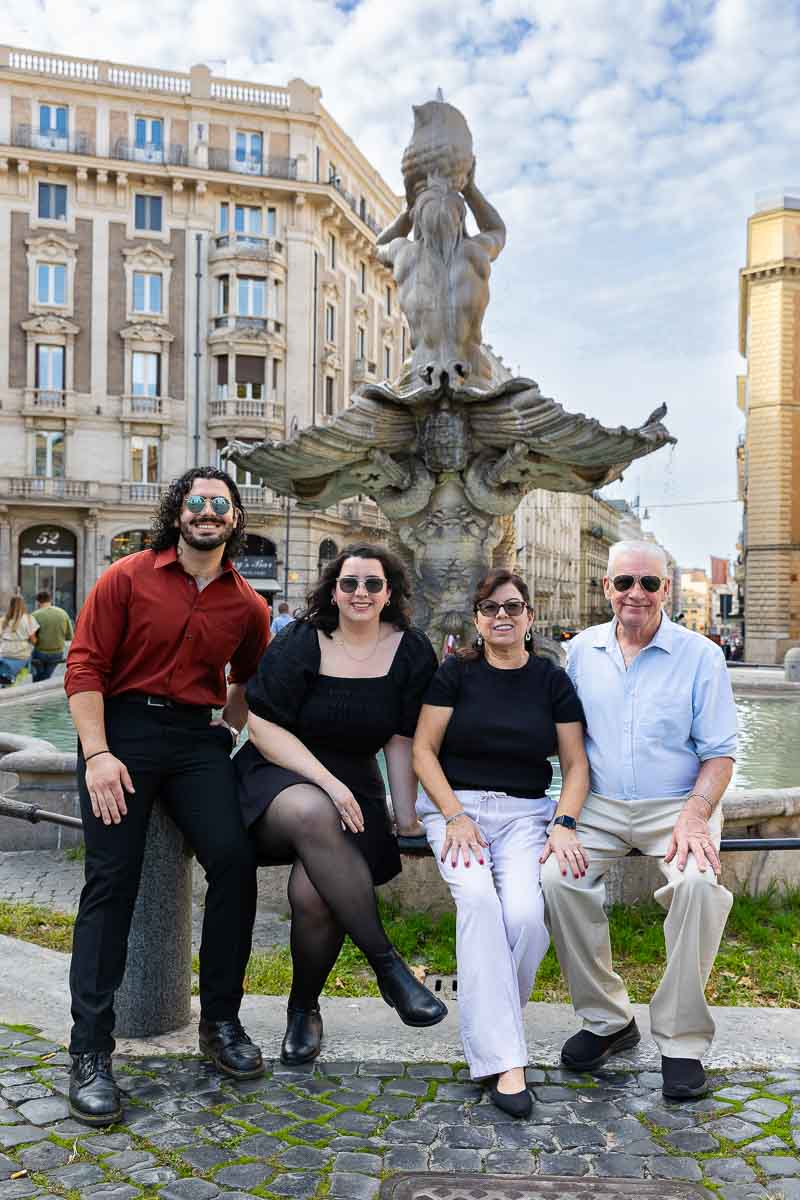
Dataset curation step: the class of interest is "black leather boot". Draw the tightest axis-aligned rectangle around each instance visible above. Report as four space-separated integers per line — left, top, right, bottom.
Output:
281 1005 323 1065
371 948 448 1027
198 1018 264 1079
69 1052 122 1126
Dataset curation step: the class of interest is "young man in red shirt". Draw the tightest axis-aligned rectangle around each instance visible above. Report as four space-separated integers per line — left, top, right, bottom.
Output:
65 467 270 1124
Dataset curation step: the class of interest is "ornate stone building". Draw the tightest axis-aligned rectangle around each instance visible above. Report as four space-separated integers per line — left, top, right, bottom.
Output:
738 191 800 663
0 46 403 613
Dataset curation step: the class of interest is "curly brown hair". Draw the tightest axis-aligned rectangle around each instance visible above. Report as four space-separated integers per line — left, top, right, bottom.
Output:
149 467 247 559
457 567 533 661
302 543 413 635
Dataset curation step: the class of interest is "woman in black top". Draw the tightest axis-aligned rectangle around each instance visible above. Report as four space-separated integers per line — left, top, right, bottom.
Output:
236 543 446 1064
413 568 590 1117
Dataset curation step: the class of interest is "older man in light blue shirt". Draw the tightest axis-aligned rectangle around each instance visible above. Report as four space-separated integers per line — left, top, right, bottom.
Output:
541 540 737 1102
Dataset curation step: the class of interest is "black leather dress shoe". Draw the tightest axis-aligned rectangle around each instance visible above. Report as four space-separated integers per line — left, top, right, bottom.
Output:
198 1018 264 1079
561 1018 641 1071
281 1005 323 1065
489 1083 533 1119
69 1052 122 1126
371 948 448 1027
662 1056 708 1100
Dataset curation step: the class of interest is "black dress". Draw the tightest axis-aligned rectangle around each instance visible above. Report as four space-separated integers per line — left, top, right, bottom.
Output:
236 620 438 884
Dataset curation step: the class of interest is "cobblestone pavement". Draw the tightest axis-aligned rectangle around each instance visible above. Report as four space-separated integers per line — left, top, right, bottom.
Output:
0 1024 798 1200
0 853 288 953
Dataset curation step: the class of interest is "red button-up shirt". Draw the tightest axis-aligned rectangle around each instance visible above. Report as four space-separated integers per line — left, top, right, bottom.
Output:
65 547 270 707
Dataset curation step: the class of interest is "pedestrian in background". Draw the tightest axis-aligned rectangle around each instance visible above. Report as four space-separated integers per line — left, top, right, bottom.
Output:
0 595 38 686
31 590 73 682
271 601 295 637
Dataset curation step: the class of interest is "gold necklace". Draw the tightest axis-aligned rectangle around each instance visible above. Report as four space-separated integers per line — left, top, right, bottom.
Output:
334 629 383 663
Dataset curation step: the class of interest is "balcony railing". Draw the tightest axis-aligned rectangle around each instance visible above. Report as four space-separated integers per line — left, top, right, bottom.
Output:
23 388 74 414
211 315 284 336
113 138 187 165
208 149 297 180
208 395 285 425
6 476 95 499
122 393 171 421
12 124 95 156
211 234 284 258
120 482 163 504
329 179 382 236
235 486 280 511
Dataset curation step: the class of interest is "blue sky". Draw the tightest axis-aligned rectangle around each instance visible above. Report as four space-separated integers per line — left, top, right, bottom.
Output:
8 0 800 567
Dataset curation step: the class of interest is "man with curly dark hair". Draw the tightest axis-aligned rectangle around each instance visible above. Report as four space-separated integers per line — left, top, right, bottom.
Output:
65 467 270 1125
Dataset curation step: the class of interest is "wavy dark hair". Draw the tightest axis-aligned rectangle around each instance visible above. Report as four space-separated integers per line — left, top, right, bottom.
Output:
303 543 413 635
457 567 533 662
150 467 246 559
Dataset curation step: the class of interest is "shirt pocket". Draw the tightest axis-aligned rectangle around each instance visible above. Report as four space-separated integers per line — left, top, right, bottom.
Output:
638 697 692 742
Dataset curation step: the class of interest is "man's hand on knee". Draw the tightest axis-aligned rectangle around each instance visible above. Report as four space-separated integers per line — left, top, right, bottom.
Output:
85 754 135 825
665 808 720 876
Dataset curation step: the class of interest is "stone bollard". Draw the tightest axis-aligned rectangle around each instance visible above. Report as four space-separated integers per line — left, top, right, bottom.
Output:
784 647 800 682
115 802 193 1039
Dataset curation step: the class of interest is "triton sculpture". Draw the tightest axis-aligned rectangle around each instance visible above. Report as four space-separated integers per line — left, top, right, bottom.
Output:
227 99 674 645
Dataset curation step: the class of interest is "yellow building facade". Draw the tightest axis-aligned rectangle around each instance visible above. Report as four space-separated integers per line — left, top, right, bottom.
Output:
738 194 800 663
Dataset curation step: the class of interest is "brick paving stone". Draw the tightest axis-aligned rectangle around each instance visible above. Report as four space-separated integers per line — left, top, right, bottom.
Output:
180 1145 235 1171
235 1133 283 1158
382 1119 438 1145
384 1146 429 1171
484 1150 537 1174
706 1116 765 1144
332 1076 382 1096
327 1136 383 1154
406 1066 453 1080
18 1141 70 1171
767 1183 800 1200
0 1155 15 1180
493 1124 556 1152
104 1150 156 1172
319 1061 360 1076
704 1159 759 1182
267 1172 323 1198
329 1112 381 1136
643 1106 695 1130
223 1102 272 1121
415 1102 466 1124
0 1110 22 1128
238 1110 290 1133
277 1145 332 1170
46 1162 106 1188
591 1153 644 1177
550 1122 605 1149
328 1173 380 1200
289 1122 336 1142
716 1086 758 1101
571 1100 621 1122
747 1136 792 1153
0 1180 40 1199
757 1157 800 1177
435 1082 483 1102
743 1098 789 1119
532 1085 577 1102
15 1098 69 1126
282 1099 332 1120
383 1078 429 1097
333 1151 382 1174
716 1187 770 1200
538 1152 589 1175
0 1086 49 1105
524 1069 546 1084
429 1147 483 1172
127 1166 179 1186
648 1156 703 1181
358 1063 405 1077
368 1095 416 1118
438 1124 494 1149
214 1163 274 1190
84 1186 140 1200
665 1128 719 1152
160 1181 221 1200
637 1073 665 1090
80 1132 133 1153
0 1126 48 1149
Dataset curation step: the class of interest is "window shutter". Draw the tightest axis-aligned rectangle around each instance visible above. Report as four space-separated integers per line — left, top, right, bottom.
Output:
235 356 264 384
217 357 229 385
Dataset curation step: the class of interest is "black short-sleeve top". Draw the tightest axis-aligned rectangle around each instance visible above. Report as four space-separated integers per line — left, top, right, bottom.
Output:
245 619 438 798
423 652 585 797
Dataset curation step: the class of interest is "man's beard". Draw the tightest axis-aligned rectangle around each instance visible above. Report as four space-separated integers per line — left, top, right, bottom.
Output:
179 516 235 552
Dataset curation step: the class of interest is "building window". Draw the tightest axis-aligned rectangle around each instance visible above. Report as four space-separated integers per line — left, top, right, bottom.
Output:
359 195 366 221
132 351 160 397
266 207 277 237
38 104 68 144
132 272 162 314
386 286 392 316
134 117 163 160
216 438 260 486
356 326 366 359
324 375 335 416
238 277 266 317
36 344 64 394
315 146 321 182
325 303 335 343
384 346 391 378
272 279 282 322
218 275 230 315
235 131 263 172
328 233 336 269
34 430 65 478
36 263 66 306
219 203 229 234
110 530 152 561
318 537 338 577
359 261 366 294
134 194 162 232
271 358 279 392
235 355 264 401
328 161 338 185
221 204 263 236
38 183 67 221
131 436 160 482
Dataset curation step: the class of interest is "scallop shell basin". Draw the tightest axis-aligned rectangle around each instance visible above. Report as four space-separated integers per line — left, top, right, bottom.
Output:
401 101 474 196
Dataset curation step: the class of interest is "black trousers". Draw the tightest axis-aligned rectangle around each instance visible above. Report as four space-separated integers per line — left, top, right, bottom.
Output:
69 698 257 1054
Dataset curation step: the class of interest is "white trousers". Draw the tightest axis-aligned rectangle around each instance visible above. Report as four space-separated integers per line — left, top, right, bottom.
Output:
418 789 554 1079
540 792 733 1060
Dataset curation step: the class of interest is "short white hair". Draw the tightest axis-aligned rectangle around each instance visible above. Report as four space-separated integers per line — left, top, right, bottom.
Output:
607 540 668 576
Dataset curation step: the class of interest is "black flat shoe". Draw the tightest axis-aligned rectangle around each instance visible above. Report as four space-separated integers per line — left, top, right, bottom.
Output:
281 1005 323 1065
662 1056 708 1100
561 1018 641 1071
199 1018 264 1079
69 1052 122 1126
489 1083 533 1119
371 948 448 1027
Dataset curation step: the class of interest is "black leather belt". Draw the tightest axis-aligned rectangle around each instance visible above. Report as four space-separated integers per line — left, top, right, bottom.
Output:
110 692 212 718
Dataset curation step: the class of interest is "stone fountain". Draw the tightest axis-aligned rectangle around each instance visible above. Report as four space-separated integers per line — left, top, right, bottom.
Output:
227 99 675 644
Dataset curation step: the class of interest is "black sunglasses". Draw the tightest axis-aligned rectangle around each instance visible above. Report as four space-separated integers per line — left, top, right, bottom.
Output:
185 495 232 516
611 574 663 594
476 599 528 617
337 576 387 594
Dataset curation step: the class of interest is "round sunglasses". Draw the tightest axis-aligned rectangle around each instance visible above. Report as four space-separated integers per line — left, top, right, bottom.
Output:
185 495 232 516
611 574 663 594
476 599 528 617
337 576 387 594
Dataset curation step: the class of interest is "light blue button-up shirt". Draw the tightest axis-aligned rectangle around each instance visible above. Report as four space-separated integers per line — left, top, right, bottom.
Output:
566 614 738 800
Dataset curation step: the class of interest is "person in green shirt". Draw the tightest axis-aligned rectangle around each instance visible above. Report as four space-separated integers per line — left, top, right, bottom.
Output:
31 590 73 682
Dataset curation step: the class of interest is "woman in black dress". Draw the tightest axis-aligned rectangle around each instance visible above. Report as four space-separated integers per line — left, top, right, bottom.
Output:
236 543 446 1063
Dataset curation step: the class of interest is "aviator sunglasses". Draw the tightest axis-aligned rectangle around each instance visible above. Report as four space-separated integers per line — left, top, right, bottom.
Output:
185 495 232 516
476 599 528 617
337 576 387 594
611 574 663 594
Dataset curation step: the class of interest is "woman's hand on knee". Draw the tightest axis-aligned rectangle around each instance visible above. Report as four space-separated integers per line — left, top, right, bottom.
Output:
441 813 487 869
540 826 588 878
326 780 365 834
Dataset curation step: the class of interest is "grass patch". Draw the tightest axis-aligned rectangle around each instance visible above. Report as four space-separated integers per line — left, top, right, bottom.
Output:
0 900 74 952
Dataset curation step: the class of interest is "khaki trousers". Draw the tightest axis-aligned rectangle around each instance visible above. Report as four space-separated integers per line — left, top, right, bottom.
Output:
540 792 733 1060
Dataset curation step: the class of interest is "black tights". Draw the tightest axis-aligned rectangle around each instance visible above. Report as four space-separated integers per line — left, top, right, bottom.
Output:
251 784 393 1009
